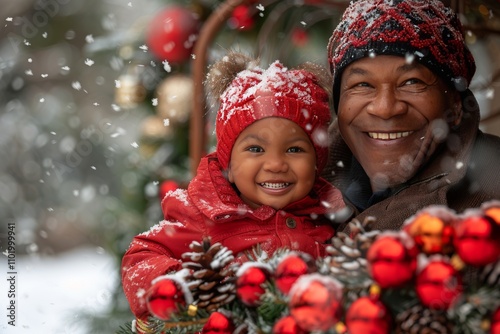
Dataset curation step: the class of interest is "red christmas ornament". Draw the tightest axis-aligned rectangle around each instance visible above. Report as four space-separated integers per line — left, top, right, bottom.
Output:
289 274 343 332
146 6 200 63
345 296 391 334
146 278 185 320
228 5 255 31
201 311 235 334
366 233 418 288
291 28 309 47
236 265 269 306
415 259 462 310
491 306 500 334
273 315 308 334
404 211 455 255
275 253 313 295
454 215 500 267
159 180 179 200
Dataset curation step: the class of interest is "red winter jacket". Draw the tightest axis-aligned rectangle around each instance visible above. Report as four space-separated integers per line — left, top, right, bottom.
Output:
121 153 345 319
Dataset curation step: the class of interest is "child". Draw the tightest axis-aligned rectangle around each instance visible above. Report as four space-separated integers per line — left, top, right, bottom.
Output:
121 52 347 320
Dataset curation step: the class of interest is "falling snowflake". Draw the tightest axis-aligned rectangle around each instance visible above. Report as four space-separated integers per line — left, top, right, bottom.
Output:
85 34 94 43
41 74 48 78
72 81 82 90
84 58 95 66
152 98 158 106
163 60 171 72
163 119 170 127
131 142 139 148
6 17 12 22
42 32 48 38
25 69 33 76
139 45 148 52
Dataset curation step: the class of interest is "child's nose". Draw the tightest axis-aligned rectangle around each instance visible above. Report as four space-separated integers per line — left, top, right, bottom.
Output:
264 154 289 172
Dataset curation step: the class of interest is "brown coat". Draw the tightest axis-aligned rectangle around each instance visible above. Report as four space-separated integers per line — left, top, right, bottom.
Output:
322 89 500 233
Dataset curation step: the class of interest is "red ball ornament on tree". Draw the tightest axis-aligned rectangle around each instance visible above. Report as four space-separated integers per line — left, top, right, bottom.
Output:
201 311 235 334
345 296 391 334
403 210 455 255
236 264 269 306
367 233 418 288
415 259 462 310
273 315 308 334
146 278 186 320
146 6 200 63
491 306 500 334
454 214 500 267
291 28 309 47
288 273 343 332
275 253 313 295
228 5 255 31
159 179 179 200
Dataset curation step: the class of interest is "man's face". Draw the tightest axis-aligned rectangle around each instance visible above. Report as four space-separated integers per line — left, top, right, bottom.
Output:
337 55 461 191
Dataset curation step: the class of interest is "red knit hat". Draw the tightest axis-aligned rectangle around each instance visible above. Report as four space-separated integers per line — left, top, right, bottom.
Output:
214 60 331 172
327 0 476 111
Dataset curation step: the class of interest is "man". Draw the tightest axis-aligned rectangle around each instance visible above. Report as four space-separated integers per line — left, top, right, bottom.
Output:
323 0 500 231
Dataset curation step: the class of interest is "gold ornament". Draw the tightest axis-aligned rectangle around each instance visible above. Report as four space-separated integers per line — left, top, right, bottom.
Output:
115 72 146 108
140 115 173 141
156 74 193 124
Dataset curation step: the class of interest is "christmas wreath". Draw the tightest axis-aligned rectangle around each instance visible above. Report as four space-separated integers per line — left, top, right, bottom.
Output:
119 201 500 334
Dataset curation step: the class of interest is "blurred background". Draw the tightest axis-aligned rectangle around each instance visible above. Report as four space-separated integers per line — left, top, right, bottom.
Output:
0 0 498 333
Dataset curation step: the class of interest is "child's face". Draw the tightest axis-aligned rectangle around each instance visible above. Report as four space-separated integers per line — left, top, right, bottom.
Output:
227 117 317 210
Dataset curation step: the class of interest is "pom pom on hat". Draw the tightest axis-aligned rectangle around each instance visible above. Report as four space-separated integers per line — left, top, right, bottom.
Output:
327 0 476 111
206 52 332 173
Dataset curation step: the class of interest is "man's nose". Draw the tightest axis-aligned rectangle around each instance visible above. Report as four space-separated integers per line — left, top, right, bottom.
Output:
366 87 407 119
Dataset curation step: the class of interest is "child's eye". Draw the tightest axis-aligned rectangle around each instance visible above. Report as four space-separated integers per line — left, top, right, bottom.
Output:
247 146 263 153
287 146 304 153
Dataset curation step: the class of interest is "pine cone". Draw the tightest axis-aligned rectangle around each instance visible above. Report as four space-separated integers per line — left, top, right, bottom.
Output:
320 217 380 288
395 304 453 334
182 238 239 312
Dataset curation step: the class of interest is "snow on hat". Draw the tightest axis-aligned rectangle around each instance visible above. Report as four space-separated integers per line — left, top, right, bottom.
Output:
327 0 476 111
209 54 331 172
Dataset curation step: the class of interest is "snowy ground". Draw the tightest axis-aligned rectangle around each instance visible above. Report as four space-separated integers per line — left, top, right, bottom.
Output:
1 247 118 334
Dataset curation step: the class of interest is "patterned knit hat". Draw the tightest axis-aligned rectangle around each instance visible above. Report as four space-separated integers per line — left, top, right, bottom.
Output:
327 0 476 111
209 55 331 172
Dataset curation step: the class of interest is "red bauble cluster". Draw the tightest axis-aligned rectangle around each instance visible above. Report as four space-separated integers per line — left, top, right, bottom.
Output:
201 311 235 334
288 274 343 332
275 253 314 294
146 278 186 320
345 295 391 334
454 214 500 266
415 258 462 309
366 232 418 289
146 6 200 63
236 264 269 306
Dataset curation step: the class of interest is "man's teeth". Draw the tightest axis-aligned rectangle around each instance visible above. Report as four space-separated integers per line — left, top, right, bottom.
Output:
368 131 412 140
260 182 289 189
